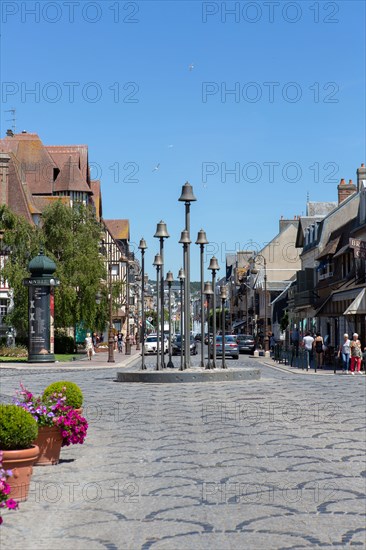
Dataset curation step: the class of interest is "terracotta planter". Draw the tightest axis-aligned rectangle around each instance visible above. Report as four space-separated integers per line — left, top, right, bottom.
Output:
33 425 63 466
2 445 39 501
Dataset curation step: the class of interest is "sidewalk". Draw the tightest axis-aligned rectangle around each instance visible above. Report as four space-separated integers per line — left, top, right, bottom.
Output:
256 356 365 376
0 348 141 371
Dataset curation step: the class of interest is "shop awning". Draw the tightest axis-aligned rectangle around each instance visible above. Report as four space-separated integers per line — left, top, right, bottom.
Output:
316 236 340 261
344 288 366 315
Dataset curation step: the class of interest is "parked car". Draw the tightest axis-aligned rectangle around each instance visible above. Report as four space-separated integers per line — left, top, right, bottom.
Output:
172 335 197 355
212 335 239 359
194 333 202 341
144 334 168 354
236 334 256 354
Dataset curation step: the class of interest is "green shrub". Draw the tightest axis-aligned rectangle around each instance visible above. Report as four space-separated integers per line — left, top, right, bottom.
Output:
42 381 83 408
54 333 75 354
0 345 28 358
0 404 38 450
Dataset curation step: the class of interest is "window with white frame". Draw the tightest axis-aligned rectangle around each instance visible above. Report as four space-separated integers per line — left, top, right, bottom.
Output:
0 299 7 326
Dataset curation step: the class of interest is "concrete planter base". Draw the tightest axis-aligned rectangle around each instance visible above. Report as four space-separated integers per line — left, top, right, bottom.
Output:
117 367 260 383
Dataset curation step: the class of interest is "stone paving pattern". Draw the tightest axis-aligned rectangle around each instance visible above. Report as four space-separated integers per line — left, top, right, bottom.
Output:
1 350 365 549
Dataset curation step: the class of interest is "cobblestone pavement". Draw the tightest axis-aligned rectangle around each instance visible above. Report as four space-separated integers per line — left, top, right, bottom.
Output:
1 349 365 549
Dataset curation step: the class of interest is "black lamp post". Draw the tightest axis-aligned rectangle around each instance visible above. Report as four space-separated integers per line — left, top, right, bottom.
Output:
153 253 163 370
135 278 141 351
125 255 131 355
154 221 170 369
204 281 214 369
220 285 228 369
208 256 220 368
179 230 191 369
251 255 269 354
195 229 209 368
178 268 185 371
165 271 174 368
138 238 147 370
178 182 196 367
108 256 115 363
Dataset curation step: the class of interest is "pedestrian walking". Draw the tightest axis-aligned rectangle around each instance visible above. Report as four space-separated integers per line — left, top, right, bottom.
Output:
362 347 366 373
85 332 94 361
117 332 124 353
338 333 351 374
269 333 276 355
350 333 362 374
314 332 324 369
302 331 314 371
290 326 300 366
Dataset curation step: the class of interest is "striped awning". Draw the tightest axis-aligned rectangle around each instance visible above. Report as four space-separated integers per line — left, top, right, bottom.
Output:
344 288 366 315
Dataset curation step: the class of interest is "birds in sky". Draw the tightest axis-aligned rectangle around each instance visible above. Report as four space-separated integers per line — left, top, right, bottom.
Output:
152 163 160 172
188 63 194 71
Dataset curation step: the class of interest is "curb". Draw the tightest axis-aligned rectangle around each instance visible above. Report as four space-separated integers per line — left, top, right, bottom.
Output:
258 359 365 377
0 352 141 371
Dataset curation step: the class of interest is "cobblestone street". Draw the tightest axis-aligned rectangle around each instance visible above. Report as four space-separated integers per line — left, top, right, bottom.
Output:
1 352 365 549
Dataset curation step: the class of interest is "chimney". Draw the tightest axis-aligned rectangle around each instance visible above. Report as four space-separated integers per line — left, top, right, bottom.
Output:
0 153 11 206
337 177 356 204
6 129 13 137
357 163 366 191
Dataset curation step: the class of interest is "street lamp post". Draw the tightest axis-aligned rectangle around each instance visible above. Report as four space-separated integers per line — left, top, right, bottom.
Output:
208 256 220 368
251 255 269 354
138 238 147 370
179 230 191 369
125 256 131 355
178 268 185 371
108 257 115 363
166 271 174 368
178 182 196 367
204 281 214 369
220 285 228 369
153 253 163 370
195 229 209 368
154 221 170 369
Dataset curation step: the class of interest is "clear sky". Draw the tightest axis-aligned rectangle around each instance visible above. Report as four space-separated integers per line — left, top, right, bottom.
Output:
1 0 365 280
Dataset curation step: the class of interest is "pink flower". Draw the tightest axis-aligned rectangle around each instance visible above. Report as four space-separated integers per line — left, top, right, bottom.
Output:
5 499 18 510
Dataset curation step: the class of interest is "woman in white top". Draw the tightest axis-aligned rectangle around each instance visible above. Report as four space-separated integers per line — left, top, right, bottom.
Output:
338 333 350 373
85 332 94 361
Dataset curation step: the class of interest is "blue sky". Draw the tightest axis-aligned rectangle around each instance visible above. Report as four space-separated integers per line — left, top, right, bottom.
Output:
1 0 365 280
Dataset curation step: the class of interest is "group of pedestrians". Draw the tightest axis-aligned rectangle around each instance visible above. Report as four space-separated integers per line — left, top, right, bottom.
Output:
338 333 365 374
301 331 365 373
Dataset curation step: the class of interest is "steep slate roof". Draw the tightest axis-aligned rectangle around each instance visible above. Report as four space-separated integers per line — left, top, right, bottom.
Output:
53 156 92 193
1 133 58 195
307 201 337 216
46 145 90 185
295 217 324 248
5 153 36 224
103 219 130 241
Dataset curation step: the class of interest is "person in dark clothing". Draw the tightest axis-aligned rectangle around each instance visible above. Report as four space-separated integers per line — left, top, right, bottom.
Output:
314 332 324 369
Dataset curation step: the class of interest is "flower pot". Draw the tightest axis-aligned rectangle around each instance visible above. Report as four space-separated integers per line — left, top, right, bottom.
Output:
33 425 63 466
2 445 39 501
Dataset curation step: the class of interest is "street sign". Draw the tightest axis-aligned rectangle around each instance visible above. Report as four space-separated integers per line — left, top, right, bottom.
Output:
354 248 366 259
349 238 366 250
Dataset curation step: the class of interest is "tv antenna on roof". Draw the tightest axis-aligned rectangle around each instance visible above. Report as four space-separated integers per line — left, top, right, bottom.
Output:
5 108 16 133
306 191 310 202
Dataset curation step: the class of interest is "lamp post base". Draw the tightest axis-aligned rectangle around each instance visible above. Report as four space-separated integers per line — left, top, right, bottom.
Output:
108 336 115 363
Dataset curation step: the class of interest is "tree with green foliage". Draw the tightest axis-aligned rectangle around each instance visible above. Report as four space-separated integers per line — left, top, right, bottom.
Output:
0 201 115 338
0 205 42 336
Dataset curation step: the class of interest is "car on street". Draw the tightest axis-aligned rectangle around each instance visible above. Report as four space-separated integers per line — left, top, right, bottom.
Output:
212 335 239 359
236 334 256 354
172 335 197 355
144 334 168 354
